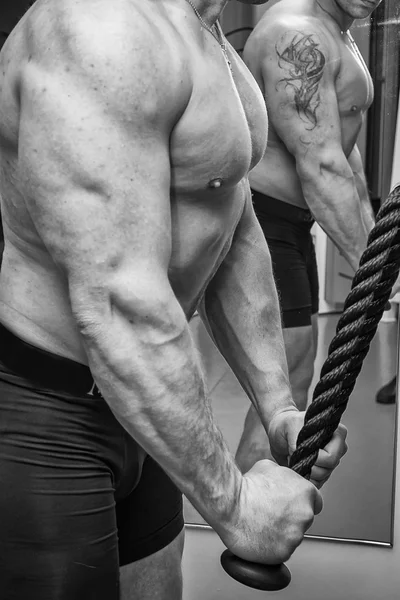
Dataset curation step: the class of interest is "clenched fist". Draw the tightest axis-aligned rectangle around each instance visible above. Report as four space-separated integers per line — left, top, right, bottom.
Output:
268 409 348 488
219 458 323 564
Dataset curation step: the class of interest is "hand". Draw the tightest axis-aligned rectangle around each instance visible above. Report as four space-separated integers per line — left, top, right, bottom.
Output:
220 459 323 564
389 273 400 300
267 409 348 488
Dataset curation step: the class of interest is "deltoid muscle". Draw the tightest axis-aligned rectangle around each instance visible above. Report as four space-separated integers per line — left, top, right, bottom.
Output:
276 32 325 129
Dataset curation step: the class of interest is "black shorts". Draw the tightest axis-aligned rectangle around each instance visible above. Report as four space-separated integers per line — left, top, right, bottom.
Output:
252 189 319 328
0 323 184 600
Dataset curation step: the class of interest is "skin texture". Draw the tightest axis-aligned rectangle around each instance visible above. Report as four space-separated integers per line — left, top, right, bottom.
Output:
235 0 381 471
0 0 346 597
275 31 326 129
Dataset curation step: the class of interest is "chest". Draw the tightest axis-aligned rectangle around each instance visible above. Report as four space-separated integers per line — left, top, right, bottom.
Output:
335 34 374 117
170 41 268 193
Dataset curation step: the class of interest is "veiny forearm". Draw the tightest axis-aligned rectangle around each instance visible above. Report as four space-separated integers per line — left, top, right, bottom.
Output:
200 223 296 429
353 170 375 233
73 292 241 535
298 158 370 271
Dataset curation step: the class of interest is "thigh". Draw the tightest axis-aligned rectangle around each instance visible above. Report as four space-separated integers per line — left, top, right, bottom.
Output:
0 380 120 600
117 454 184 598
120 529 185 600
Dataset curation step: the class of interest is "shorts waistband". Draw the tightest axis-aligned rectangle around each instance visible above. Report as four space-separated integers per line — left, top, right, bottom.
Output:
0 322 100 397
251 189 314 226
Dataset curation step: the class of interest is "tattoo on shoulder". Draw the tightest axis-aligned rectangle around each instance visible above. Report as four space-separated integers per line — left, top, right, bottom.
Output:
275 31 325 129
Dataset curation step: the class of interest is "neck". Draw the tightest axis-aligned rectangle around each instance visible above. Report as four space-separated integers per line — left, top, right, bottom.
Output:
315 0 354 33
186 0 230 26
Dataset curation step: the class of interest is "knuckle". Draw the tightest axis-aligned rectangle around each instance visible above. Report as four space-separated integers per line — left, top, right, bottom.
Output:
279 548 293 563
304 508 315 528
288 527 305 549
324 453 340 469
276 539 297 563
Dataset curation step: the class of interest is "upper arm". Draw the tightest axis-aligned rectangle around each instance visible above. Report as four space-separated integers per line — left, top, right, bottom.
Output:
18 11 188 316
260 19 344 168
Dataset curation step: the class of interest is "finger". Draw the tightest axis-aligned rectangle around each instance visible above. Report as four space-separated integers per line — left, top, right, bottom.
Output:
310 466 332 489
333 423 348 442
310 475 330 489
314 444 347 471
313 488 323 515
314 429 348 469
310 465 332 483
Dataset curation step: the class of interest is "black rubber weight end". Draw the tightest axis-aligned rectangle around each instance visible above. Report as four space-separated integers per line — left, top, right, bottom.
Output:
220 550 292 592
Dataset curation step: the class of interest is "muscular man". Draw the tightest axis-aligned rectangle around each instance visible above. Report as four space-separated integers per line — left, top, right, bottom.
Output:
0 1 347 598
236 0 382 471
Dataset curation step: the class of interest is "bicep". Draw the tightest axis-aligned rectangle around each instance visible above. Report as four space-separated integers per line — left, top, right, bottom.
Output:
262 27 342 162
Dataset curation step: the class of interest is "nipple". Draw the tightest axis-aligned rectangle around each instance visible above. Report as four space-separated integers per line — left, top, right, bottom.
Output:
351 105 358 112
208 178 223 189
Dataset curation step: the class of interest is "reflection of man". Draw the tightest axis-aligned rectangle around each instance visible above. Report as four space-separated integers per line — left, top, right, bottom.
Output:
0 0 347 598
236 0 385 472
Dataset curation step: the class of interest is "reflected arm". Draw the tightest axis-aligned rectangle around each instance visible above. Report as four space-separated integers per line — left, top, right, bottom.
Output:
348 144 375 232
261 19 373 271
199 186 297 429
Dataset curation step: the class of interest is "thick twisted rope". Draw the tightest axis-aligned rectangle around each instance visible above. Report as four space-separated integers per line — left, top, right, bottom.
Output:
289 184 400 477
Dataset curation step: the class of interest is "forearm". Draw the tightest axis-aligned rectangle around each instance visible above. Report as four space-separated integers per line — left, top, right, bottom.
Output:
72 291 241 534
298 159 371 271
199 218 296 430
349 145 375 233
353 170 375 233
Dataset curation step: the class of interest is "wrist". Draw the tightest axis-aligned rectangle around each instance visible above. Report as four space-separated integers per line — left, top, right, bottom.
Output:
257 391 299 431
210 465 244 539
267 404 299 433
266 404 299 435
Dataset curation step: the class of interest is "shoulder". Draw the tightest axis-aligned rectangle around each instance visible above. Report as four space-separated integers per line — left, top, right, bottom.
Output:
29 0 191 124
250 12 339 75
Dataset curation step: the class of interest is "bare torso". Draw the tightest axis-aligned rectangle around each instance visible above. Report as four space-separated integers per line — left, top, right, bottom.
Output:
245 0 374 208
0 0 268 364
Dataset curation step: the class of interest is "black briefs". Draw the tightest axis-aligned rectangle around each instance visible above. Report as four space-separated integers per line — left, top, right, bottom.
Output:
0 322 184 599
252 189 319 328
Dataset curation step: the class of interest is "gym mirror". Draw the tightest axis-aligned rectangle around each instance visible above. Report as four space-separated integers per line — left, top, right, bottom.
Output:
184 1 399 547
